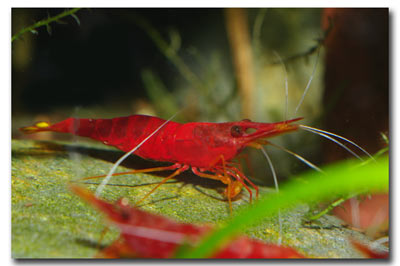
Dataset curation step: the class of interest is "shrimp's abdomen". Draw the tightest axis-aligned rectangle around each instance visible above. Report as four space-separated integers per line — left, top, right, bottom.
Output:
20 115 181 162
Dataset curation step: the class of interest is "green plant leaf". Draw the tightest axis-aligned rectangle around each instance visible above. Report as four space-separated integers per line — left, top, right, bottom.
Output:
180 156 389 258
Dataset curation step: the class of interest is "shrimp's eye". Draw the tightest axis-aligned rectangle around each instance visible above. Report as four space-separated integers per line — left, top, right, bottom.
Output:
231 125 243 137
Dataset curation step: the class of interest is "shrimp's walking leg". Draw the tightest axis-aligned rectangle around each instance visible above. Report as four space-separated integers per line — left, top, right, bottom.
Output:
225 165 259 199
233 153 256 181
134 165 190 206
191 167 239 214
80 163 183 181
200 155 241 212
216 167 252 203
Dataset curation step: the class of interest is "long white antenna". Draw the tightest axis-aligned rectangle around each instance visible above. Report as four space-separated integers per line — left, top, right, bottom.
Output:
273 51 289 121
294 47 321 116
299 125 374 161
260 146 282 246
113 222 188 244
95 112 180 197
267 141 323 173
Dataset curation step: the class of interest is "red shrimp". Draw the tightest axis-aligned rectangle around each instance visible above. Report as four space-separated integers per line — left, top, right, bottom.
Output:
70 184 305 258
20 115 302 209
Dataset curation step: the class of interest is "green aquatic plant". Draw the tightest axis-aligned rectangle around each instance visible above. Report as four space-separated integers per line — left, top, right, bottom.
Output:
179 156 388 258
12 8 81 42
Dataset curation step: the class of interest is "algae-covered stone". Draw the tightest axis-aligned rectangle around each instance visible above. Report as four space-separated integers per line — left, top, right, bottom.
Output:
11 139 385 258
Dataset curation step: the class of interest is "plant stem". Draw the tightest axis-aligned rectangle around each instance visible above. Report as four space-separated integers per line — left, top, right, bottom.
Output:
132 13 204 92
308 195 352 221
12 8 81 42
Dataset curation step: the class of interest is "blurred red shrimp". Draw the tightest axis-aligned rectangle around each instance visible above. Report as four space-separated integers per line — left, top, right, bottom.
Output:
70 184 305 258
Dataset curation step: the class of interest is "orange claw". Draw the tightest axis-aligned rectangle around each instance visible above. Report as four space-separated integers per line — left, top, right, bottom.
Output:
224 180 243 200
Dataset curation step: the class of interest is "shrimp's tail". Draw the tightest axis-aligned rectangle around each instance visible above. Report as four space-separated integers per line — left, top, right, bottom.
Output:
20 121 52 134
20 118 82 135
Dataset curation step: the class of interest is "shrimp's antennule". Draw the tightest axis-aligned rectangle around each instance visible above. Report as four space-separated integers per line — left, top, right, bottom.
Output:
267 141 323 173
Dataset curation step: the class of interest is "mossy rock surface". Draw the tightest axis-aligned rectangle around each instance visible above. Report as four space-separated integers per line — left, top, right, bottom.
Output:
12 139 382 258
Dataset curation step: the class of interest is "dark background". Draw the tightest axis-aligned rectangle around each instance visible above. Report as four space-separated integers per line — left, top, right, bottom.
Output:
12 9 232 113
11 8 389 182
12 8 323 116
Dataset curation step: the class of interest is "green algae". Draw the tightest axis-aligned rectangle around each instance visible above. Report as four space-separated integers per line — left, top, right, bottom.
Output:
11 139 385 258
